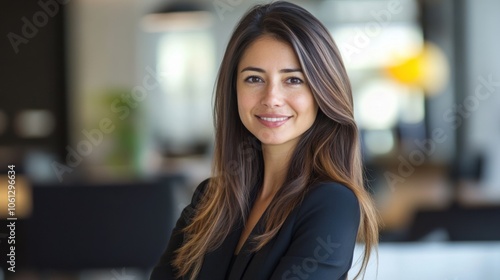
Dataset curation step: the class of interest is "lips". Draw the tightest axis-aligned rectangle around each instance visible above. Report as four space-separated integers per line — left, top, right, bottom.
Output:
256 114 292 128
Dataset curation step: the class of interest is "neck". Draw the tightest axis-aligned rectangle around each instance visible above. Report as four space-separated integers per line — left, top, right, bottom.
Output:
259 141 296 201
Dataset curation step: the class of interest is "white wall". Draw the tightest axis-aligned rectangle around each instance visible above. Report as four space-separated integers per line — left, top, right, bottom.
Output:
465 0 500 191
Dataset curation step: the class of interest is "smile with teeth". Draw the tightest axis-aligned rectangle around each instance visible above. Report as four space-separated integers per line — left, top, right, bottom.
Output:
258 116 290 122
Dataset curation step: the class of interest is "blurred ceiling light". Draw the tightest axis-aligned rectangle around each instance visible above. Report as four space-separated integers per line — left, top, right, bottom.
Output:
14 110 55 138
356 80 400 130
142 2 214 32
386 42 449 94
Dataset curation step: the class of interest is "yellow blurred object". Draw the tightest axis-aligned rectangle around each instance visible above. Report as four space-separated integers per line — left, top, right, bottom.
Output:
386 42 449 94
0 175 32 219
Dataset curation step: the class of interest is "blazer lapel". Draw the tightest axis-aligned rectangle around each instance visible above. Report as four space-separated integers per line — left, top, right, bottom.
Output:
197 222 243 280
226 220 263 280
198 180 262 280
228 184 269 280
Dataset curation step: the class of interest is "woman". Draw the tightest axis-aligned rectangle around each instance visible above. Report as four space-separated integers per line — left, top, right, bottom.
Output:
150 1 378 279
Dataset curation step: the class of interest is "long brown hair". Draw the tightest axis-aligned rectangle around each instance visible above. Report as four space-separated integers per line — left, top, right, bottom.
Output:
173 1 379 279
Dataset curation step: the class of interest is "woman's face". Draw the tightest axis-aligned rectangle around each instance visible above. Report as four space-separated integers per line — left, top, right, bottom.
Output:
237 35 318 149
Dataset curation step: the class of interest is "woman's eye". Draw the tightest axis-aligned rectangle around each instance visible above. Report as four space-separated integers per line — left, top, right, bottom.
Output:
286 77 303 85
245 76 263 83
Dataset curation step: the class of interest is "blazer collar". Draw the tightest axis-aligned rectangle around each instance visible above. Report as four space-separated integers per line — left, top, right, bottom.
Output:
197 179 264 280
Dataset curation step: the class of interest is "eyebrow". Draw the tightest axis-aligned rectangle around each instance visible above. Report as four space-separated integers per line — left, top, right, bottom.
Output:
240 66 303 73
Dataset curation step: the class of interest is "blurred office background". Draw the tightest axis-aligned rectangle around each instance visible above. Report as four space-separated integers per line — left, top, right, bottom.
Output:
0 0 499 279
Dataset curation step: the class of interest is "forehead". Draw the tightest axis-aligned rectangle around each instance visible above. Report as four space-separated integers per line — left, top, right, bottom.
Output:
238 35 300 69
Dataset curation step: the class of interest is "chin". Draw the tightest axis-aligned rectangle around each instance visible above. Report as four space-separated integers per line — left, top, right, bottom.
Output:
260 140 284 146
256 134 298 148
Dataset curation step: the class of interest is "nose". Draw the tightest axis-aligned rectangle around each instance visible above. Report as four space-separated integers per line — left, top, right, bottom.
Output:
260 81 284 108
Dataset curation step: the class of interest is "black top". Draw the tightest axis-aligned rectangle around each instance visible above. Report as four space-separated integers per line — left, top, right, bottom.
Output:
150 179 360 280
225 254 237 280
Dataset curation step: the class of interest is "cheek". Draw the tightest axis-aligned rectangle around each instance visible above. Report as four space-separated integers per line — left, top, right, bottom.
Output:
237 92 255 115
294 95 317 119
311 101 319 117
237 93 252 125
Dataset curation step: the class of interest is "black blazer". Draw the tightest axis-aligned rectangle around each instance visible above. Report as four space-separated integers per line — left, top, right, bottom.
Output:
150 179 360 280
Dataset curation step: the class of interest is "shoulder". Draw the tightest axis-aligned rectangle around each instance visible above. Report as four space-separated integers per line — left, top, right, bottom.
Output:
268 182 361 279
302 181 359 209
191 178 210 205
293 181 360 229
